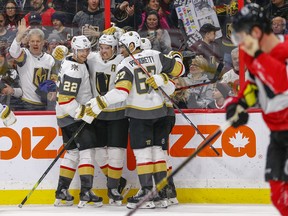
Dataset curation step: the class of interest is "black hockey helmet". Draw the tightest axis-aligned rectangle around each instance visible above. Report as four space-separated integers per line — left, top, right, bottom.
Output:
232 3 271 34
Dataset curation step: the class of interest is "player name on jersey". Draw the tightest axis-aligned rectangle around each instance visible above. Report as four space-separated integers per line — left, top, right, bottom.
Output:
129 56 155 67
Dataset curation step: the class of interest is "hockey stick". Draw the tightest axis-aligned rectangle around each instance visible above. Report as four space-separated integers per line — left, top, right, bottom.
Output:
175 63 224 91
125 108 242 216
120 42 220 156
18 121 87 208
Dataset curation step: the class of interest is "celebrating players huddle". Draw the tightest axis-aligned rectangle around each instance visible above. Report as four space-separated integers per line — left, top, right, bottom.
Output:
52 29 185 209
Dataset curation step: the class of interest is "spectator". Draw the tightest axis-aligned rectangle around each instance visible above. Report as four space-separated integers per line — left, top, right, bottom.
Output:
0 50 23 111
51 11 73 42
113 0 143 30
138 10 172 54
139 0 170 30
73 0 104 34
271 16 288 34
52 0 86 25
24 0 55 27
221 47 239 84
72 0 104 48
189 23 224 64
46 33 62 55
28 12 51 38
0 13 16 50
9 19 55 111
4 0 23 32
171 77 189 109
161 0 179 28
207 82 231 109
264 0 288 21
183 55 214 108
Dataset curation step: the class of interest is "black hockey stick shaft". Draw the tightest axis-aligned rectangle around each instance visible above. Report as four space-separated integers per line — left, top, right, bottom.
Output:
126 120 231 216
175 62 224 91
120 42 219 156
18 121 86 208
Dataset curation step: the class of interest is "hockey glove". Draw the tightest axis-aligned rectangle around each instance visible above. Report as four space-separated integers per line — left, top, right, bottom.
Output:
86 96 108 117
145 73 169 89
52 45 69 61
243 83 258 107
103 26 116 35
225 97 249 128
75 105 94 124
167 51 183 61
0 105 16 126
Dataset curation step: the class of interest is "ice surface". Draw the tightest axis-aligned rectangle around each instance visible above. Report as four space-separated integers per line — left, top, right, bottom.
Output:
0 204 279 216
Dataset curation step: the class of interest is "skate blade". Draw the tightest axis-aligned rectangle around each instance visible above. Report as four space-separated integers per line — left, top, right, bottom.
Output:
77 200 88 208
54 199 74 207
109 199 122 206
78 200 103 208
154 199 168 208
121 183 132 198
93 201 103 207
168 198 179 206
126 201 155 209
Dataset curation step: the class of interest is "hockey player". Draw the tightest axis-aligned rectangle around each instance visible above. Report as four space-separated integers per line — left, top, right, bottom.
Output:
52 34 129 205
85 31 184 209
54 35 103 208
226 3 288 215
8 18 55 111
140 40 178 206
87 34 128 205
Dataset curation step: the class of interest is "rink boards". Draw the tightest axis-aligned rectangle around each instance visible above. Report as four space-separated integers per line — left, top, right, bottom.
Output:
0 110 271 205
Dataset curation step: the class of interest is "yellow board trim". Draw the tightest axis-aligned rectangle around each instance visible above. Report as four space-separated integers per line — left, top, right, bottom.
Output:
0 188 271 205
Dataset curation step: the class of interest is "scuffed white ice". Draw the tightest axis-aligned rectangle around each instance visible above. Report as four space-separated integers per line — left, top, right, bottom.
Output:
0 204 279 216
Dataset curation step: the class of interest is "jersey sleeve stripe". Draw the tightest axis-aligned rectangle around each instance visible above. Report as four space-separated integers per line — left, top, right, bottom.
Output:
116 87 130 94
58 96 75 105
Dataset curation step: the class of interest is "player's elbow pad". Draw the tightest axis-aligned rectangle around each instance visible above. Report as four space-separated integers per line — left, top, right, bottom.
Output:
171 60 185 77
101 89 128 106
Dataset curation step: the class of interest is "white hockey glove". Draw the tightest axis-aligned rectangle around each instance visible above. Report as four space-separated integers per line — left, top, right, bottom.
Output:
0 105 17 126
85 96 107 117
75 105 94 124
52 45 69 61
145 73 169 89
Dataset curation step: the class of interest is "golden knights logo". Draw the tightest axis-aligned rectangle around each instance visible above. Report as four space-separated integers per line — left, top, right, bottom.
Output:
96 72 111 96
226 23 232 40
33 67 49 87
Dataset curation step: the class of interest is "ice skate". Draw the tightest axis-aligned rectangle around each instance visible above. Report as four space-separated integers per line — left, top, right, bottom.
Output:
54 189 74 207
166 184 178 206
118 177 132 198
108 188 123 206
77 190 103 208
126 187 155 209
154 188 168 208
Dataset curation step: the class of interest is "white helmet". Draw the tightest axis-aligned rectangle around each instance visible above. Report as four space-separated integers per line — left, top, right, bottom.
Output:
140 38 152 50
99 34 118 49
71 35 91 50
119 31 141 52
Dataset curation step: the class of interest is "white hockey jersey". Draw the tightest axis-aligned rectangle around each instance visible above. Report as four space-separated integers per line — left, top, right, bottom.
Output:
56 56 93 127
114 49 183 119
16 48 55 105
87 52 125 120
